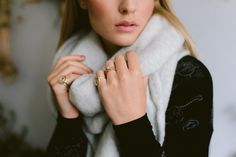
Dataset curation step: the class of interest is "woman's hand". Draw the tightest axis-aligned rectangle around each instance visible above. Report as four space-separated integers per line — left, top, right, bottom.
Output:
96 51 148 125
47 54 93 118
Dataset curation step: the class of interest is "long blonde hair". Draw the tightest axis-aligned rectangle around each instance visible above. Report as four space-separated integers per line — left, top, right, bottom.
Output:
57 0 197 57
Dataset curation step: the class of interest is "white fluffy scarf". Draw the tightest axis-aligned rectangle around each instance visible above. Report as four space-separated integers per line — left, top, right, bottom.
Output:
48 14 190 157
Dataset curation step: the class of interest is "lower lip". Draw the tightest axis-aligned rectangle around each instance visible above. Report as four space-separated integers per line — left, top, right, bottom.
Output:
115 25 138 32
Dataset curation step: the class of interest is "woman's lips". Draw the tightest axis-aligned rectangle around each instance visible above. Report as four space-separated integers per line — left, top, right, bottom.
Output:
115 21 138 32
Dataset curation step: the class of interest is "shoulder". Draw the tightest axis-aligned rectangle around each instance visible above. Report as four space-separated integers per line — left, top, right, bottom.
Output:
175 55 213 85
170 55 213 101
165 55 214 141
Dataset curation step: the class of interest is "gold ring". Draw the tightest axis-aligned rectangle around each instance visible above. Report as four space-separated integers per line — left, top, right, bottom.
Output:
94 76 106 86
58 75 69 88
104 66 116 74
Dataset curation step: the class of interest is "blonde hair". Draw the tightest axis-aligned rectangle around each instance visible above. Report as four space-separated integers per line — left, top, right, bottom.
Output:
57 0 197 57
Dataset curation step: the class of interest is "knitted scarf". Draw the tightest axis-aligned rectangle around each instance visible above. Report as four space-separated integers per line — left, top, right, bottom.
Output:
49 14 190 157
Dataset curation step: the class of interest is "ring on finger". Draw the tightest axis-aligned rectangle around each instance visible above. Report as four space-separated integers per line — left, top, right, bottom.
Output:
94 76 106 86
104 66 116 74
58 74 70 88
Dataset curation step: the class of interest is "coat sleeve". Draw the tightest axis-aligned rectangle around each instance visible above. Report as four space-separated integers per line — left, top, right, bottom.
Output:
46 114 88 157
112 55 213 157
163 55 214 157
113 114 163 157
46 55 213 157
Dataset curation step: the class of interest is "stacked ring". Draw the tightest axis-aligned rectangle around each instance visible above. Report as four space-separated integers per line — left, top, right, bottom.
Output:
57 75 69 88
104 66 116 74
94 65 116 86
94 76 106 86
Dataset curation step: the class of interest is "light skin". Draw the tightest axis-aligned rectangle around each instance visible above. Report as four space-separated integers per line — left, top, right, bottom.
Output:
47 55 93 118
80 0 155 55
48 0 155 124
97 52 148 125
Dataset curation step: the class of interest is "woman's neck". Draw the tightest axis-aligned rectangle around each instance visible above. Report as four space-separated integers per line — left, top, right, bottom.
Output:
99 37 121 57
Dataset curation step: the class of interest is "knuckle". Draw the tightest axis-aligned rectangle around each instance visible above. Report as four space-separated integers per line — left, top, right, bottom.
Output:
100 82 107 89
47 77 54 85
131 69 141 76
66 72 72 78
59 56 67 62
115 55 123 61
106 60 113 65
120 73 129 80
50 80 58 87
47 77 51 83
115 55 124 63
64 60 71 66
97 70 104 75
110 79 118 86
60 55 72 63
65 64 73 71
69 66 77 72
100 86 108 95
126 51 134 57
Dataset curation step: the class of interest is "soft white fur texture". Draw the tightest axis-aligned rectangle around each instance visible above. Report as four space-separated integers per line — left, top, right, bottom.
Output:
48 14 190 157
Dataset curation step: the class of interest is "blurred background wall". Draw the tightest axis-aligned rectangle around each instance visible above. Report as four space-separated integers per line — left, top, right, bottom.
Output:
172 1 236 157
0 0 235 156
0 0 59 151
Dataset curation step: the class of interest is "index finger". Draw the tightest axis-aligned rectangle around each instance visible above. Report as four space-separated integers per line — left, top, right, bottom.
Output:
54 54 85 69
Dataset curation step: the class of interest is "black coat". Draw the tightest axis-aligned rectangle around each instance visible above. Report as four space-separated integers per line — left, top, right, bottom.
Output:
46 55 213 157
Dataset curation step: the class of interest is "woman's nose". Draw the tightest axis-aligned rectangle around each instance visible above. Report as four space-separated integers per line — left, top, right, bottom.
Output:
119 0 136 15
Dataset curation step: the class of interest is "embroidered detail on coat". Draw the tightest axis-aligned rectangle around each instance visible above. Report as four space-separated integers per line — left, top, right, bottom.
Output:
176 58 205 79
182 119 200 131
166 95 203 130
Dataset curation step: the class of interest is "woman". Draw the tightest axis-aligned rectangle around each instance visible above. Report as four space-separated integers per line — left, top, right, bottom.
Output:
46 0 213 157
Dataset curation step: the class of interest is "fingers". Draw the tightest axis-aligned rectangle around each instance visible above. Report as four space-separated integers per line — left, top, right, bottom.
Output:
47 55 89 119
49 61 92 81
126 51 141 73
48 54 93 95
48 73 81 98
96 59 119 91
105 60 117 84
95 51 143 90
53 54 86 69
49 70 75 88
48 54 93 81
50 72 81 118
114 55 129 76
55 55 92 72
96 70 106 93
53 73 81 94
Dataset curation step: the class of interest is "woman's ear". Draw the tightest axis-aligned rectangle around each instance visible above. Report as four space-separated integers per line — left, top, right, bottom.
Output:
79 0 88 10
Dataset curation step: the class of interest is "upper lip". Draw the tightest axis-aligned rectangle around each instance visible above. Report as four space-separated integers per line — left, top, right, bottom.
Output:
115 21 138 26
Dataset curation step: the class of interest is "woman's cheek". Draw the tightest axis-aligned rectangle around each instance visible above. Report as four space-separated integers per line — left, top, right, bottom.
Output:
88 1 111 29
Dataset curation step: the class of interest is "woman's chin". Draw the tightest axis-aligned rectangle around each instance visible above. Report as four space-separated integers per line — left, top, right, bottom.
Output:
114 37 137 47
